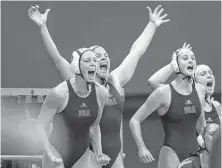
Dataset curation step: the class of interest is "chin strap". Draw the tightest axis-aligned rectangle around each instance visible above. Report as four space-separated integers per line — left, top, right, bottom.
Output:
76 49 94 91
176 53 195 89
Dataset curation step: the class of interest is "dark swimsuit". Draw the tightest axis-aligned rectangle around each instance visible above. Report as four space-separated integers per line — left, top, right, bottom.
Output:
90 82 124 168
161 84 201 161
47 80 98 168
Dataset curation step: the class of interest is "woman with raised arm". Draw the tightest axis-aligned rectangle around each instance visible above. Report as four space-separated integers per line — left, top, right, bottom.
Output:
147 43 221 167
33 47 110 168
148 43 221 124
28 4 170 168
129 46 206 168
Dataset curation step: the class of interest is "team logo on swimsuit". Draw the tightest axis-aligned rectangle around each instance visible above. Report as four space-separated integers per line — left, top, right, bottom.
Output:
184 100 196 114
185 100 193 105
206 117 213 123
184 106 196 114
80 103 88 108
78 102 90 117
106 94 118 106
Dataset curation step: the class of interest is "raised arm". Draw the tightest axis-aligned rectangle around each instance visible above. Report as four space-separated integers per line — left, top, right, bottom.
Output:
129 86 167 164
28 5 73 80
148 63 174 90
109 5 170 88
148 42 192 90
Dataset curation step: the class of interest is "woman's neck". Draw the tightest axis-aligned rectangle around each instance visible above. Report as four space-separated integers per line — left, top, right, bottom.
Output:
172 74 193 95
95 74 107 86
204 94 213 110
70 75 91 97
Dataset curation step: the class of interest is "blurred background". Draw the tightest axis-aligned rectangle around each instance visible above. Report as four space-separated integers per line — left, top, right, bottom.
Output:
1 1 221 168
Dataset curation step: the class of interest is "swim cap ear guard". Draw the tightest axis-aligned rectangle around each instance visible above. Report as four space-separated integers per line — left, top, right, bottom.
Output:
171 51 180 73
178 124 218 168
197 123 219 154
72 50 81 75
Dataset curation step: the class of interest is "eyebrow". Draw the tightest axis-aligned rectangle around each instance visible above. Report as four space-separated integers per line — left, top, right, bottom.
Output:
179 55 188 58
198 70 206 74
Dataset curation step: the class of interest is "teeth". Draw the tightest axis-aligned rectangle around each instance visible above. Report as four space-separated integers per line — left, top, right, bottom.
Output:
101 61 107 64
88 71 95 77
206 82 213 87
187 66 193 70
100 64 107 71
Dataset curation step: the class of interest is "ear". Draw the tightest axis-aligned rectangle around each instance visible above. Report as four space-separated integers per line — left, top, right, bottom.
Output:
171 53 180 73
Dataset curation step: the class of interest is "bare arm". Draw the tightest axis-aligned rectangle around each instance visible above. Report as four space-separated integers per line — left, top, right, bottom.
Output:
120 115 124 159
28 5 73 80
209 127 221 168
36 86 65 153
110 5 170 88
90 83 110 165
90 83 109 154
40 25 73 80
148 63 174 90
90 114 103 155
196 83 207 135
129 86 166 150
148 42 192 90
213 100 221 122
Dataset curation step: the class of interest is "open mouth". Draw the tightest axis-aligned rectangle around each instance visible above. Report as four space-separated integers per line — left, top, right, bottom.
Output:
187 65 194 71
88 70 95 78
100 62 108 72
206 81 213 88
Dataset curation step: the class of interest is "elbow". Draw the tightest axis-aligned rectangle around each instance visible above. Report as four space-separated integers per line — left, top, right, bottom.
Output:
91 124 99 132
147 79 157 90
129 117 138 130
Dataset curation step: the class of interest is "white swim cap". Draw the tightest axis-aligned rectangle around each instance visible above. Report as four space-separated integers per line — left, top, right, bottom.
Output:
71 48 92 75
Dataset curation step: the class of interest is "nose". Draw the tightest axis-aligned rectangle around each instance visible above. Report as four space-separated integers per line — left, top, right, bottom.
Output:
207 73 212 79
100 58 106 62
188 57 193 63
90 60 96 66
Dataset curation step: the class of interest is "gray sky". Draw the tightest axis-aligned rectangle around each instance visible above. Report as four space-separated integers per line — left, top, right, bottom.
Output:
1 1 221 95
